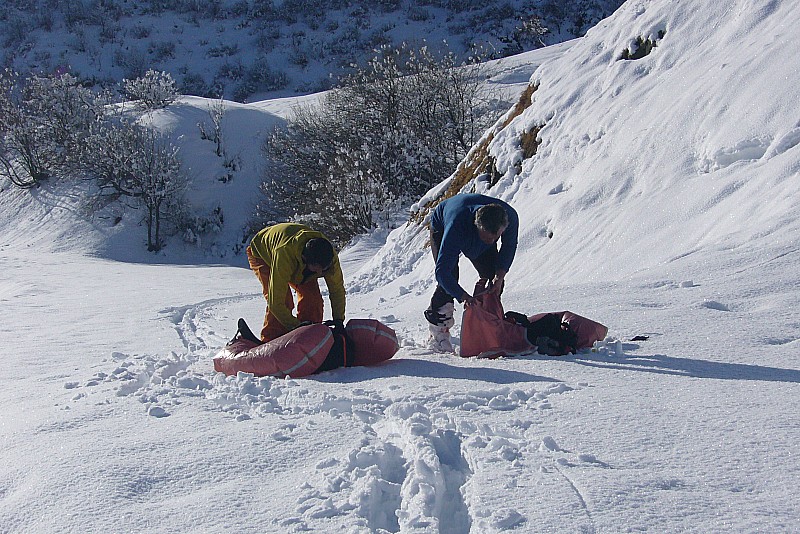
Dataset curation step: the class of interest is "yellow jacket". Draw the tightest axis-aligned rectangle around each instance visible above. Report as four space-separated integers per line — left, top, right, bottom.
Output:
250 223 346 329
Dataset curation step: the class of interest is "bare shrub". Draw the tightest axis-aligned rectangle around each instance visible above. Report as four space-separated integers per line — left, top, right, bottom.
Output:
258 43 497 245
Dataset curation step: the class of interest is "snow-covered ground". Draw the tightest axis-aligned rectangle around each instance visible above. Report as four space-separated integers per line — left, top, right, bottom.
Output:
1 0 799 532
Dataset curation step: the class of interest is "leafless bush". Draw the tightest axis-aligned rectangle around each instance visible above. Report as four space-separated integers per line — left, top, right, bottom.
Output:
81 120 187 251
0 70 109 188
258 43 497 245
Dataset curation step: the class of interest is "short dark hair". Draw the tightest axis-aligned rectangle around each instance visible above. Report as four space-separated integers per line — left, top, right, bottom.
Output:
475 204 509 234
303 237 334 268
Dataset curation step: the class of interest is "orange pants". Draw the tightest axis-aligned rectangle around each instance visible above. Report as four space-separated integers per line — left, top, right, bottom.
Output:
247 246 324 341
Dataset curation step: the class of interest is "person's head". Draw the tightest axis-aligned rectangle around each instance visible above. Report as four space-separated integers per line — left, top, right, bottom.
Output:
302 237 334 274
475 204 509 244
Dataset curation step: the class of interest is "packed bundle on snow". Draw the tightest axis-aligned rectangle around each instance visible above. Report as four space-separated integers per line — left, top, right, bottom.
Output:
213 318 399 378
530 310 609 353
213 323 333 378
460 293 608 358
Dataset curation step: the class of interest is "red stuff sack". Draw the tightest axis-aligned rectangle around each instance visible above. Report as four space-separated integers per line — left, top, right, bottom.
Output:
345 319 399 366
460 293 533 358
213 324 333 378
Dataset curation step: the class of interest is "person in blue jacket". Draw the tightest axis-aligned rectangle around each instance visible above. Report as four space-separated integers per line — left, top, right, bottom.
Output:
425 193 519 351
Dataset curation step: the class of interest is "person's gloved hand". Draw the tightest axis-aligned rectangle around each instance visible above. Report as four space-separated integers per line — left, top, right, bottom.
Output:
489 271 506 295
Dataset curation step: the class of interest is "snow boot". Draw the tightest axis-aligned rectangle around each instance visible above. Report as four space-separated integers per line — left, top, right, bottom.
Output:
428 324 454 353
424 302 455 353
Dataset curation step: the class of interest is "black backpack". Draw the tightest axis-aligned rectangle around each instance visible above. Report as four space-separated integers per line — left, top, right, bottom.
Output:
504 311 578 356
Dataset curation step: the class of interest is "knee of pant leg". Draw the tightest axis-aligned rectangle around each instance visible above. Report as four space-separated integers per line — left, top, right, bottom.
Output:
430 287 455 312
296 288 324 323
262 313 289 342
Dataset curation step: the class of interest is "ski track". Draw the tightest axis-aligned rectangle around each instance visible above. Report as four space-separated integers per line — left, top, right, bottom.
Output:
552 462 596 534
62 296 612 531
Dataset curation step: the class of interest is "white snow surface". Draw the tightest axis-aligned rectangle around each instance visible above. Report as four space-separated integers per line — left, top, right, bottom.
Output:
2 0 799 532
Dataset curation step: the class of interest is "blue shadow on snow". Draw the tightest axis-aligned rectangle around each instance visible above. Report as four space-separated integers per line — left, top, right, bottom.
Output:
564 345 800 383
314 358 559 385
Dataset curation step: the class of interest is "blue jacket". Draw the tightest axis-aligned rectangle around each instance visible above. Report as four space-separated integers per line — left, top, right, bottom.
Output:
430 194 519 301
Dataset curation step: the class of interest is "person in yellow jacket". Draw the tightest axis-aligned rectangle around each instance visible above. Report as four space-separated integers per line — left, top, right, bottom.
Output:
247 223 346 342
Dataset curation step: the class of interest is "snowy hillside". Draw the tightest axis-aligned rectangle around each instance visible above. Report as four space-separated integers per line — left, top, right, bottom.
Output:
353 0 800 289
1 0 623 102
1 0 799 533
0 48 552 264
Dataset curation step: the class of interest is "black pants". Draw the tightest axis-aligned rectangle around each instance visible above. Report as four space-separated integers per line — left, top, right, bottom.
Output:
429 229 499 311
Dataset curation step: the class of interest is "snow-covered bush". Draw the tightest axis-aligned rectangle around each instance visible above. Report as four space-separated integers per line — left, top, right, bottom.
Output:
0 70 109 188
258 43 496 245
0 68 192 249
114 46 150 80
178 206 224 246
180 72 211 97
232 59 288 102
122 70 179 110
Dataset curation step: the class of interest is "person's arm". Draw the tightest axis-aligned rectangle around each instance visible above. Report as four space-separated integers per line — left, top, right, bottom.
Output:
435 232 469 302
488 268 507 295
497 208 519 274
324 256 346 322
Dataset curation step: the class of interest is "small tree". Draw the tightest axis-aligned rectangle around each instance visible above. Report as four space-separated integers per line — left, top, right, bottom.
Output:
122 69 179 110
0 71 52 188
0 70 109 188
81 119 187 251
198 97 226 157
136 131 186 251
514 15 549 49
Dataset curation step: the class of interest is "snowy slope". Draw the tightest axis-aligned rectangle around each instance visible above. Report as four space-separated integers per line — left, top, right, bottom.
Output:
1 0 799 533
353 0 800 289
1 0 619 102
0 46 557 265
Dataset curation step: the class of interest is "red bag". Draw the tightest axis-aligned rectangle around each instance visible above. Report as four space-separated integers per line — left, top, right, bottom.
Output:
213 324 333 378
345 319 400 366
560 311 608 349
460 293 533 358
